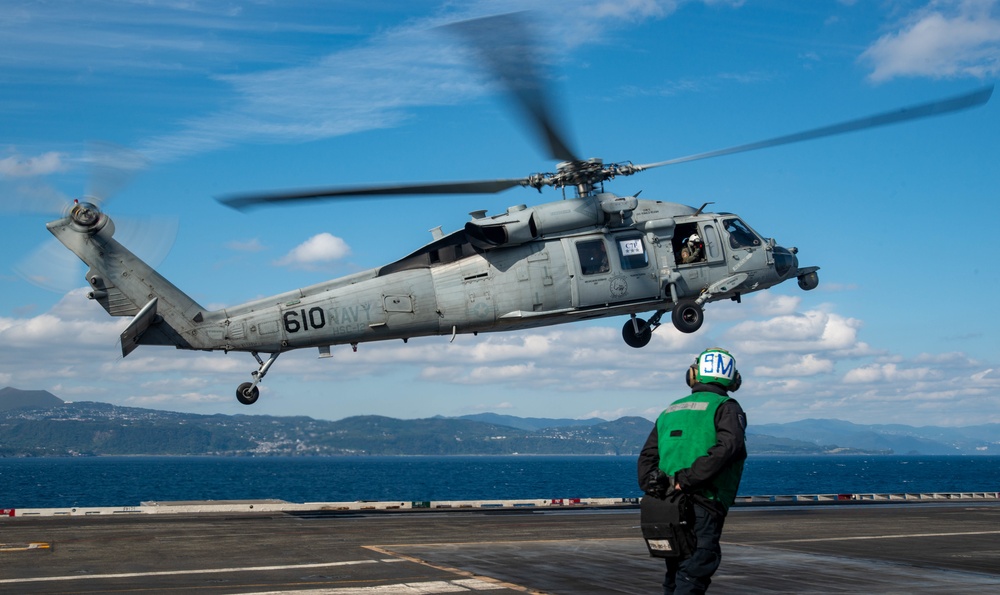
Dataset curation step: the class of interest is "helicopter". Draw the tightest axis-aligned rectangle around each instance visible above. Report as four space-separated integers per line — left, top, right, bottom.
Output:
43 14 992 405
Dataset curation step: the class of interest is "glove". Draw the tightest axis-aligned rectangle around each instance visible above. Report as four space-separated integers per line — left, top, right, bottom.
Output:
642 469 672 499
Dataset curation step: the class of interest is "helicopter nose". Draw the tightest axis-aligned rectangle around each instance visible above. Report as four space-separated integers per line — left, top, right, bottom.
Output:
773 245 798 278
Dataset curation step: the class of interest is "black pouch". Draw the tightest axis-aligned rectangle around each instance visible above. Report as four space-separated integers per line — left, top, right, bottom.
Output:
640 491 696 558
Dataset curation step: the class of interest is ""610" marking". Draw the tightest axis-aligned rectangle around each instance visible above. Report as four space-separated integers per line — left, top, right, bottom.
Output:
283 307 326 333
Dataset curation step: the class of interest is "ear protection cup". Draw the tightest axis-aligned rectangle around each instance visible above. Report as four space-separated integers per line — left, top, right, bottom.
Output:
729 371 742 392
686 364 698 387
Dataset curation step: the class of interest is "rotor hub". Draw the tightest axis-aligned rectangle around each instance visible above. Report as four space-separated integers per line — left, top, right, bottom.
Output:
67 199 112 235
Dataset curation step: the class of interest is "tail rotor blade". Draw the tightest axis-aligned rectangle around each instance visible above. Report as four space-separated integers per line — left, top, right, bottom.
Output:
14 238 86 293
85 141 149 205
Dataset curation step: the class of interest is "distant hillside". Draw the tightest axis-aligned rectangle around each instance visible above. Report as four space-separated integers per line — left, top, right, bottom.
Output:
2 387 998 457
0 399 651 457
0 387 63 412
752 419 1000 456
450 412 606 431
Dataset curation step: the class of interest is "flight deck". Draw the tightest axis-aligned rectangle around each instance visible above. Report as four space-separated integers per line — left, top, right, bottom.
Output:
2 495 1000 594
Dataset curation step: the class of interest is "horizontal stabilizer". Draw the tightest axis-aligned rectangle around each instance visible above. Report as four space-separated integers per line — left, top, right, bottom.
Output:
121 297 159 357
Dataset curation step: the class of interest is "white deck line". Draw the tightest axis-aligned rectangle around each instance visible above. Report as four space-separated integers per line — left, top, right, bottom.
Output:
4 492 998 518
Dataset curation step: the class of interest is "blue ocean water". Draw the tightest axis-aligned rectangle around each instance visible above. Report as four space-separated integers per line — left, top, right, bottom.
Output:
1 455 999 509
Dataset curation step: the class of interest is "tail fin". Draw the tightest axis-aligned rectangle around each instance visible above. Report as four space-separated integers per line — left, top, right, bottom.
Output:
47 207 209 356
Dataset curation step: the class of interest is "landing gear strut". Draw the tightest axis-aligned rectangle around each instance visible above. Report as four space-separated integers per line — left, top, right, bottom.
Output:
622 310 667 348
236 352 279 405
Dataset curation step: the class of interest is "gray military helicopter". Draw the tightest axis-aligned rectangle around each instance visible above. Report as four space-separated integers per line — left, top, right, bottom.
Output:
43 15 992 405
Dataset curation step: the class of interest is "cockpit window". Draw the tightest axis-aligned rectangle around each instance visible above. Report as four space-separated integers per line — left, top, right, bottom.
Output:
576 240 610 275
724 218 761 249
616 236 649 270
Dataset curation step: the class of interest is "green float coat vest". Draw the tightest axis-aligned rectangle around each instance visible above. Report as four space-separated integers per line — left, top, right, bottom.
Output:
656 391 743 510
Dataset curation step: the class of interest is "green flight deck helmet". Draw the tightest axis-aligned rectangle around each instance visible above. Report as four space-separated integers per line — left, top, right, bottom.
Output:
686 347 742 391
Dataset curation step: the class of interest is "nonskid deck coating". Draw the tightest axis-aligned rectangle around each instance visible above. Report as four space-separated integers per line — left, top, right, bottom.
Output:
2 501 999 594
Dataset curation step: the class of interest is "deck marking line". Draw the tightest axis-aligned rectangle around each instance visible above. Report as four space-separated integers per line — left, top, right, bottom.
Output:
0 542 51 552
232 580 507 594
762 529 1000 544
366 545 543 594
0 559 378 585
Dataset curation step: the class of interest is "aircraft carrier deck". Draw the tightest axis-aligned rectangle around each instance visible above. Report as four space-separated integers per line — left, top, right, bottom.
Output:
2 494 999 594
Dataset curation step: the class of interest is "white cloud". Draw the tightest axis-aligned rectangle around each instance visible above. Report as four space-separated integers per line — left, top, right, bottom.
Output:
2 284 999 425
275 233 351 268
753 294 801 317
754 353 835 377
132 1 739 161
862 0 1000 81
0 151 66 177
843 362 901 384
724 310 867 354
226 238 265 252
0 291 126 348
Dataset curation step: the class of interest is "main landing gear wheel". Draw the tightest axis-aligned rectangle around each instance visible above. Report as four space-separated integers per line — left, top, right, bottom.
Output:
622 318 653 348
671 299 704 334
236 382 260 405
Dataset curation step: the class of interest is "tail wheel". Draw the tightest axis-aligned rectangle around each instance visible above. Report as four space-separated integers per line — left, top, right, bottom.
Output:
622 318 653 348
236 382 260 405
798 271 819 291
671 299 704 334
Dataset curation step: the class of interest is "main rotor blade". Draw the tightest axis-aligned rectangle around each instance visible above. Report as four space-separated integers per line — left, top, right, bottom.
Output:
219 178 530 210
444 13 579 163
636 86 994 171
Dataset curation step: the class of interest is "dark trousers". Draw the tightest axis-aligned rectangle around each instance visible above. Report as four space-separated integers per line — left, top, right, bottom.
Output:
663 503 725 595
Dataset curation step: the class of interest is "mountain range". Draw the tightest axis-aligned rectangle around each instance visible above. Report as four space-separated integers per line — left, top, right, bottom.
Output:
2 387 998 457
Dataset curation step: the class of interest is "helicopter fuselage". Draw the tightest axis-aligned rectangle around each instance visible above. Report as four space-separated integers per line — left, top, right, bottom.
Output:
212 196 806 355
47 194 816 388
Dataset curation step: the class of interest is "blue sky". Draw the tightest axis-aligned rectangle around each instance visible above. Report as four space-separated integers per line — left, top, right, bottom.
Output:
2 0 999 427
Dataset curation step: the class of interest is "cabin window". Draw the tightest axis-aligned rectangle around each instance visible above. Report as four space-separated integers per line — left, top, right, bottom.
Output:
576 240 610 275
702 224 722 261
616 236 649 270
724 218 761 249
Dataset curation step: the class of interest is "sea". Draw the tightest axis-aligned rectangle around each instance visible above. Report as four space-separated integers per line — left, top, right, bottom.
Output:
2 455 999 509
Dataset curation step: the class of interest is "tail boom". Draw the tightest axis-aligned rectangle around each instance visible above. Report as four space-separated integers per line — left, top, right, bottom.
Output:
47 209 210 356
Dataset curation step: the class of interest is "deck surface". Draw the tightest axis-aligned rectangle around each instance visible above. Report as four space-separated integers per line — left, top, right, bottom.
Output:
2 502 999 594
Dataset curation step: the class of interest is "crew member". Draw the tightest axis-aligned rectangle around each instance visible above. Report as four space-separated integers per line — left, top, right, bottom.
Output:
680 234 703 263
637 348 747 595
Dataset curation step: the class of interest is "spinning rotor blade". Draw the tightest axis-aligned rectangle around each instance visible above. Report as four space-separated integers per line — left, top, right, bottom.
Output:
9 143 175 293
15 213 178 293
219 13 583 212
85 141 149 203
444 13 579 163
219 178 530 210
3 182 73 216
2 142 149 216
14 238 87 293
636 86 994 171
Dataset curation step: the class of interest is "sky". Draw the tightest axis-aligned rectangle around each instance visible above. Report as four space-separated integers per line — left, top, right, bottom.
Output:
1 0 999 427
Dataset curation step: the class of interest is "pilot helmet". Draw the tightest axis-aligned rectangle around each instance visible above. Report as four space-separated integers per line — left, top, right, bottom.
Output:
687 233 701 247
686 347 741 391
